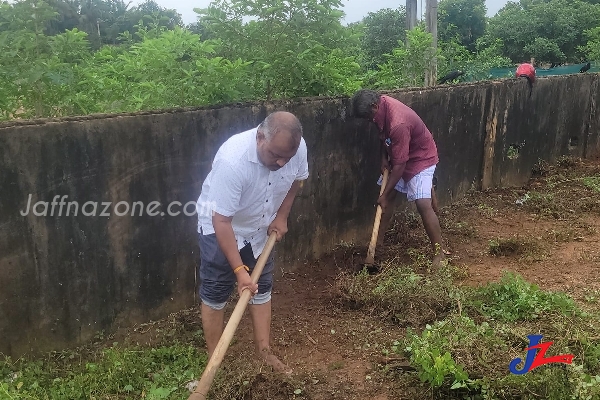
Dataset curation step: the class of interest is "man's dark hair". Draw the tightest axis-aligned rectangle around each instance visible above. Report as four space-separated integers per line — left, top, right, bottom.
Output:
351 89 381 119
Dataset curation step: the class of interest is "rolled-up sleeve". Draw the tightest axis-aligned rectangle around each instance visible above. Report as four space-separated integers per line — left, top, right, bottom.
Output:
295 138 309 180
206 159 243 217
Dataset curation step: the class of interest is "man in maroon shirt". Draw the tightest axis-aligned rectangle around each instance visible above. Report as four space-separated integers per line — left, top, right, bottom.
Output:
352 89 445 266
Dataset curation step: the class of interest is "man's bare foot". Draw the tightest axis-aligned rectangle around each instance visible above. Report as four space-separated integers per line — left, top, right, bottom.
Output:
259 348 292 375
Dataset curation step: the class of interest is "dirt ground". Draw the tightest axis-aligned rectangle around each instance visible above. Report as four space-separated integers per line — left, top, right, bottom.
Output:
114 157 600 399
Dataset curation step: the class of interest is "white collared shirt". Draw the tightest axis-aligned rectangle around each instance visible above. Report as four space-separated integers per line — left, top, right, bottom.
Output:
196 126 309 258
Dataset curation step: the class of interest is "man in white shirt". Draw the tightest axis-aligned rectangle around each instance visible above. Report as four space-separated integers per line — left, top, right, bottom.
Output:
196 111 309 374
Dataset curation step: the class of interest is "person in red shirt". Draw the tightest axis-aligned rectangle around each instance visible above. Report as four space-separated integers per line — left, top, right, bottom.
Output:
352 89 445 267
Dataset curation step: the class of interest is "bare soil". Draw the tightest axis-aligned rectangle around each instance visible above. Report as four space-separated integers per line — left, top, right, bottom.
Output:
112 157 600 399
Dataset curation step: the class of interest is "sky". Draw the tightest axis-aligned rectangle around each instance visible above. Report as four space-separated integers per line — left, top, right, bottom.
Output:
139 0 511 26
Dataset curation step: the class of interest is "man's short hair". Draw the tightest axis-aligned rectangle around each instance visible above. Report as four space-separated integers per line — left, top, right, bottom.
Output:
352 89 381 119
259 111 303 142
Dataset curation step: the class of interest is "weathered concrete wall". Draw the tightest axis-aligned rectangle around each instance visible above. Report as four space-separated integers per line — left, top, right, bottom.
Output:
0 100 380 357
587 76 600 159
0 73 598 357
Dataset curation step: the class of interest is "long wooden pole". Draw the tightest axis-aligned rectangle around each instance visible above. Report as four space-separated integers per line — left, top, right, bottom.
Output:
425 0 438 87
364 169 389 265
406 0 418 33
188 232 278 400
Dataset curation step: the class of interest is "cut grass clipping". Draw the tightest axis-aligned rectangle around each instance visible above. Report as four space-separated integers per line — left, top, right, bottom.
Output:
336 253 457 327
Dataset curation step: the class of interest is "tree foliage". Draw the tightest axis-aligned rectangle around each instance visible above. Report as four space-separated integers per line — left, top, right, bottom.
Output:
194 0 361 99
72 27 252 115
0 2 251 120
1 0 184 48
1 0 600 121
359 7 407 70
580 27 600 61
438 0 486 52
483 0 600 63
437 37 512 82
372 25 439 89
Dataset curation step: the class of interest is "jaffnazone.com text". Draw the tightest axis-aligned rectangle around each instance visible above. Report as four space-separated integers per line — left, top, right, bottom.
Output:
19 194 216 217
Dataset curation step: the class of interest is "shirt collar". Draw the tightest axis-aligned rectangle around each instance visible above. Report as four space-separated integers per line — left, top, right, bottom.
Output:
247 126 261 164
372 95 387 132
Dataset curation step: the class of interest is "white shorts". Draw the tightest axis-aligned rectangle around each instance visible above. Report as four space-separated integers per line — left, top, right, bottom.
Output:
377 165 436 202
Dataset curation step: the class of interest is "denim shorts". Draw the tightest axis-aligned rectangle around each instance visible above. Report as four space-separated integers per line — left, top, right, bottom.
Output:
198 230 274 310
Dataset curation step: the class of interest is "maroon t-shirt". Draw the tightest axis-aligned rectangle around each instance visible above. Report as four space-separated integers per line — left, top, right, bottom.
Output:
372 95 439 182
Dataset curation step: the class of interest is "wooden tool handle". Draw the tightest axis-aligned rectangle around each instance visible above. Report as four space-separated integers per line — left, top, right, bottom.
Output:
189 231 278 400
365 169 389 264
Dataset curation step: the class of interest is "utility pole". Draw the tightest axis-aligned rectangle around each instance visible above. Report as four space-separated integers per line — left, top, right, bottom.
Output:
406 0 417 33
424 0 438 86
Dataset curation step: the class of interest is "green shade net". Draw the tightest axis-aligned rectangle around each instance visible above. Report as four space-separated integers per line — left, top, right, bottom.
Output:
486 62 599 80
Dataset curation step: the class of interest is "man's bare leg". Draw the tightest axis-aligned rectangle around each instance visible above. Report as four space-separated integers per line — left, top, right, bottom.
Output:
430 188 451 256
201 303 225 359
415 198 444 267
431 187 439 215
249 301 292 374
376 190 397 247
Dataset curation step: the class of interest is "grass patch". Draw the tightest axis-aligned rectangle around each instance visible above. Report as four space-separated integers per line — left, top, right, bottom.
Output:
487 236 546 262
488 237 524 257
518 159 600 219
336 252 457 327
400 314 508 390
395 311 600 399
0 330 308 400
444 221 478 239
542 220 595 243
544 227 578 242
344 267 600 399
516 191 567 219
477 203 497 218
0 343 207 400
466 271 580 322
353 157 600 399
582 176 600 192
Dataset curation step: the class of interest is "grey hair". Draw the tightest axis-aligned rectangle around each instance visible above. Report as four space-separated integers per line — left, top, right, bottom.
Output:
258 111 303 142
352 89 381 119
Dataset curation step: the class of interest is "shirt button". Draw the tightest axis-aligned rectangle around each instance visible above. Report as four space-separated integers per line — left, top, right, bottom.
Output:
269 182 271 185
266 199 268 202
262 215 265 217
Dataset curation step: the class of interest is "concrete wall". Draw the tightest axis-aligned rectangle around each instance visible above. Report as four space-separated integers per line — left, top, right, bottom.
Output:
0 73 598 357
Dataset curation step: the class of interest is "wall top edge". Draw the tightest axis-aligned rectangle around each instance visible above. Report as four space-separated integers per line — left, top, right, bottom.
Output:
0 73 594 130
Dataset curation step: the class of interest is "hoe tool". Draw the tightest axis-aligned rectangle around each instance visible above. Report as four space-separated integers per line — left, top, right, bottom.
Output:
188 231 278 400
362 168 389 272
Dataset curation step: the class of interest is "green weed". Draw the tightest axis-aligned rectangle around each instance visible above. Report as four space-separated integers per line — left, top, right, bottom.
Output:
0 343 207 400
402 315 491 389
582 176 600 192
467 272 580 322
